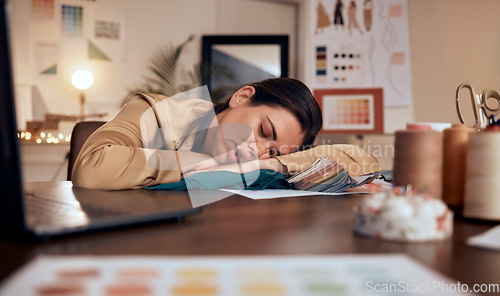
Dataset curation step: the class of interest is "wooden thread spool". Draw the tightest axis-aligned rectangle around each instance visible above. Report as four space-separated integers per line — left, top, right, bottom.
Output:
464 130 500 220
393 129 443 198
442 124 475 209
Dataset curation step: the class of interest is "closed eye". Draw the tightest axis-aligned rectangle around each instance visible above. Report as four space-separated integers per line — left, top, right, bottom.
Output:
260 124 268 138
266 116 277 141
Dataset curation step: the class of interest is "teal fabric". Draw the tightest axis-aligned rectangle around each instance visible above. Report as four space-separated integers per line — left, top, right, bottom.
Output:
146 169 291 191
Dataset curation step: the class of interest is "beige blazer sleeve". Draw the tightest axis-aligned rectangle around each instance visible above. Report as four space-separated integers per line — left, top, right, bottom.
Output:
275 144 381 177
71 93 213 190
71 94 181 190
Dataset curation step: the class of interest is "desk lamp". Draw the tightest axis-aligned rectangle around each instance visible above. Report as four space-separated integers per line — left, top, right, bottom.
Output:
71 70 94 121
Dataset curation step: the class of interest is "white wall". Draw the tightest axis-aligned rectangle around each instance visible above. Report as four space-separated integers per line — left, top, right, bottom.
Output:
10 0 500 131
9 0 296 121
410 0 500 125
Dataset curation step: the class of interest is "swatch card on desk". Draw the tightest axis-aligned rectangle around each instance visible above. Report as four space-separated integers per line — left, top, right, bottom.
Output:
0 255 474 296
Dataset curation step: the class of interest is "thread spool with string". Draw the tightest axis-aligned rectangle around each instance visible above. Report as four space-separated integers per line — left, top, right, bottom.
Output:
393 127 443 199
442 124 475 210
464 116 500 220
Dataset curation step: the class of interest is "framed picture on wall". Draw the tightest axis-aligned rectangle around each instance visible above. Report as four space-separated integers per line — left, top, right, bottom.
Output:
201 35 289 103
314 88 384 134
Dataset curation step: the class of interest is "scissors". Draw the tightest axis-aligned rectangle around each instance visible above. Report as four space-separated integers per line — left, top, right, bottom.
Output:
456 83 500 130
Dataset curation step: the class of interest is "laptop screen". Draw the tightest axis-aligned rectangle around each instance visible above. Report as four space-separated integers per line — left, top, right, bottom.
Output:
0 0 28 235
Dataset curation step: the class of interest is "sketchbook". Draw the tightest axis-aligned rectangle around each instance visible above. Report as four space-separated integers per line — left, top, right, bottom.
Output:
286 157 381 193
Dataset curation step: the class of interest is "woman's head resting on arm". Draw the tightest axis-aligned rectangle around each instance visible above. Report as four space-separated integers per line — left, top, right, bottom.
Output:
202 78 323 164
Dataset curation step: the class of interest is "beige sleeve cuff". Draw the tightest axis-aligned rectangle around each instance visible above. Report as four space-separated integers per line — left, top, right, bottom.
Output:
275 145 381 177
72 145 182 190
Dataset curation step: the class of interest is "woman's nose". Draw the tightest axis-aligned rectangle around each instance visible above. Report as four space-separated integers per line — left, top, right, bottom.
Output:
256 139 271 159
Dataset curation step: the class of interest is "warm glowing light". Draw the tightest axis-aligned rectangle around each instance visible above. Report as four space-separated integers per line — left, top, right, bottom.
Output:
71 70 94 90
17 130 71 145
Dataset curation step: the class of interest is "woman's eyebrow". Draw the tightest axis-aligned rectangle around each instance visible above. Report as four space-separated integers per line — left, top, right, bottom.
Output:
266 116 277 141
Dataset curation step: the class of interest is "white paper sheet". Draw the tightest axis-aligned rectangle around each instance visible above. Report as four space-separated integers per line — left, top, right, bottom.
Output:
221 179 391 200
0 254 473 296
467 225 500 251
221 189 357 199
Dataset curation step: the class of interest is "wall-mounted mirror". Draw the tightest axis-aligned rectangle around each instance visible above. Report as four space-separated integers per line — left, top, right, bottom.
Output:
201 35 289 102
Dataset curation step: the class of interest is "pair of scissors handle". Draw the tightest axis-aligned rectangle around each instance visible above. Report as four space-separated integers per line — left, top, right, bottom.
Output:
456 83 500 129
481 89 500 118
456 83 481 129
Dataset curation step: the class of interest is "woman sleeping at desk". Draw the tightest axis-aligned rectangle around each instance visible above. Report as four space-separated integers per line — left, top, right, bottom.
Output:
72 77 381 191
71 78 326 190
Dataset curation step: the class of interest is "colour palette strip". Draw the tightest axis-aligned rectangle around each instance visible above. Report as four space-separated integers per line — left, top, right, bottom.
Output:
315 46 327 84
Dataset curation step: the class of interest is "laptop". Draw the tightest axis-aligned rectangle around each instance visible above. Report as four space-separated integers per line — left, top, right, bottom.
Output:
0 0 201 238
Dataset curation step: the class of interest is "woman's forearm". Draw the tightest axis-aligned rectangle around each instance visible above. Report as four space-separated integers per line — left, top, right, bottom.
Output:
183 158 286 177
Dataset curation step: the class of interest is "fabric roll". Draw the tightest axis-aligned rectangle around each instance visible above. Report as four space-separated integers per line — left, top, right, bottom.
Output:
393 129 443 199
442 124 475 209
464 131 500 220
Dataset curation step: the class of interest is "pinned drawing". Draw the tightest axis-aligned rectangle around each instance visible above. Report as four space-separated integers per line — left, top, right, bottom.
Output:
310 0 411 107
377 2 402 97
88 41 110 60
347 1 363 35
87 7 127 61
34 42 59 76
333 0 345 30
363 0 373 31
315 1 331 35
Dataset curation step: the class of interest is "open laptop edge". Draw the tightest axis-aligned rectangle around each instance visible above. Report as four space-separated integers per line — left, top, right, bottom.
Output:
0 0 201 239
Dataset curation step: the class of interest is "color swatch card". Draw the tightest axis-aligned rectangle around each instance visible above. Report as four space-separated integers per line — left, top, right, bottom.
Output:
0 255 472 296
32 0 55 20
287 157 379 193
61 5 83 37
323 95 374 131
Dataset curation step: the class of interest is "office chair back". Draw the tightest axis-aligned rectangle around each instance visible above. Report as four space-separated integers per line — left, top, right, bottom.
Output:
67 121 106 180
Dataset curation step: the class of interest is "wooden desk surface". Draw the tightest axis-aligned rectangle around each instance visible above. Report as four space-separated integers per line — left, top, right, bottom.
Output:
1 187 499 294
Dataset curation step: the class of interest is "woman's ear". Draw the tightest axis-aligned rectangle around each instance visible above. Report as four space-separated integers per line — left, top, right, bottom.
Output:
228 86 255 108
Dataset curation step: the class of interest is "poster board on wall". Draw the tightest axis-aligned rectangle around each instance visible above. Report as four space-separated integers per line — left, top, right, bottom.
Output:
314 88 383 134
310 0 411 107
